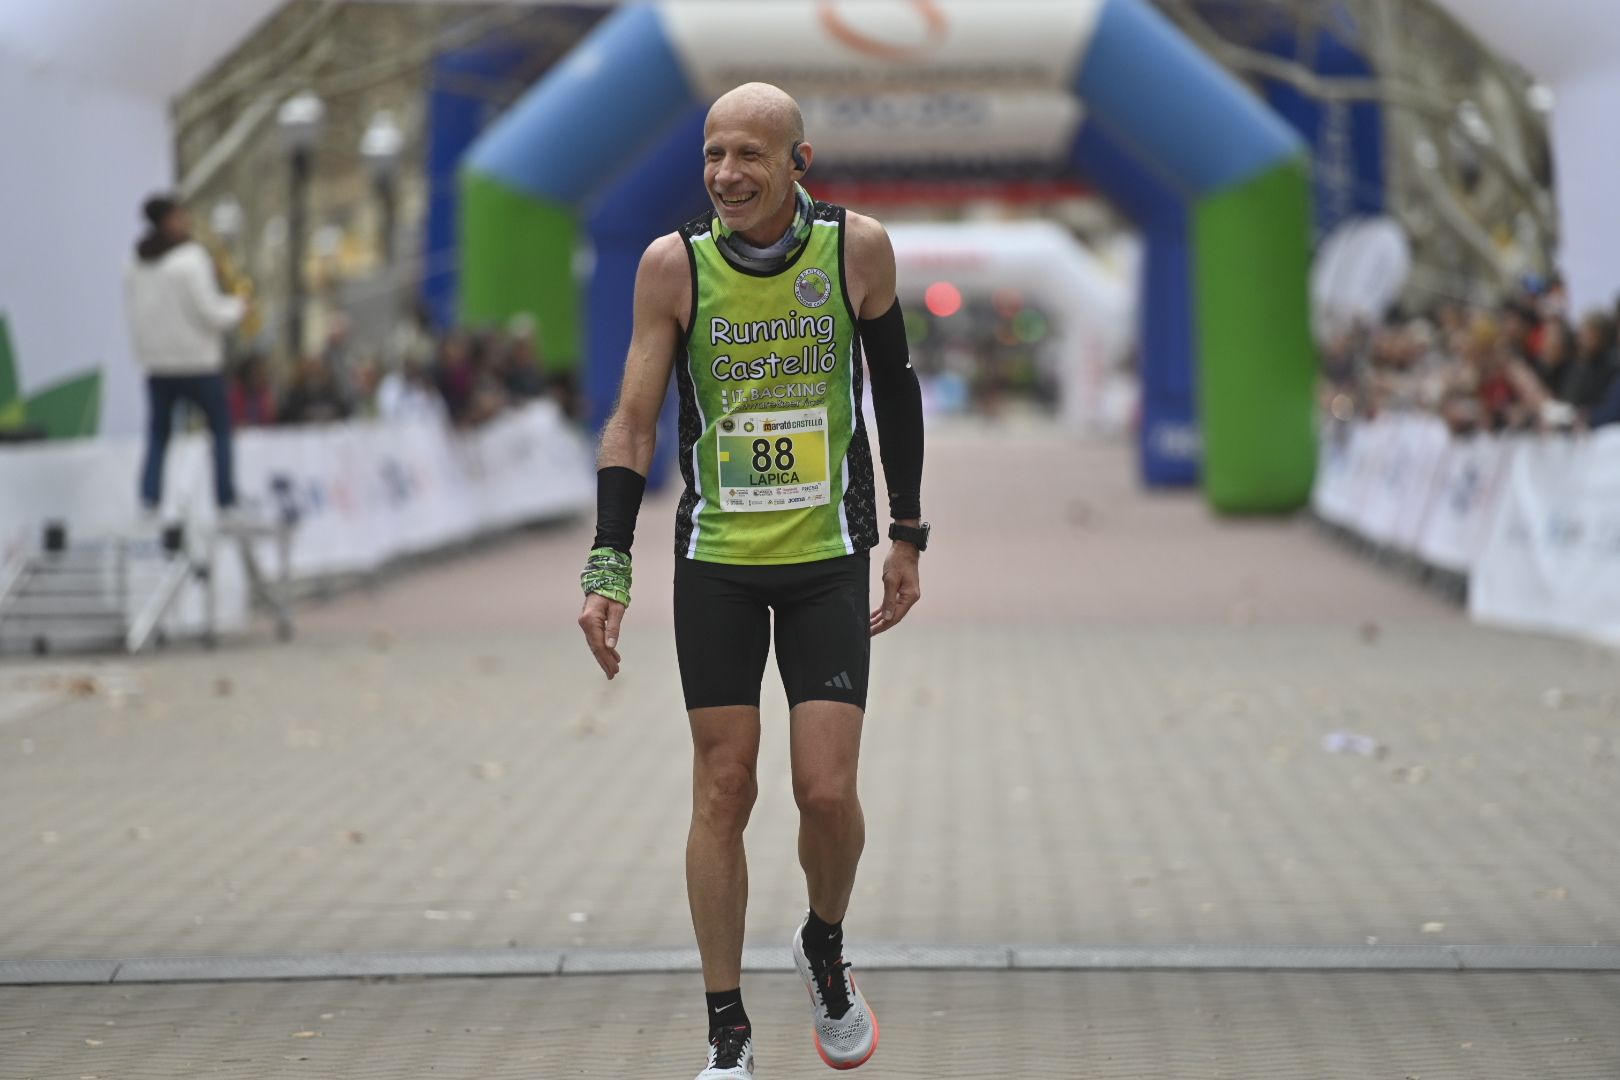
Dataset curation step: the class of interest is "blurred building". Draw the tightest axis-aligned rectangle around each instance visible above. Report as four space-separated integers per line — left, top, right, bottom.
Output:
174 3 605 372
1156 0 1555 310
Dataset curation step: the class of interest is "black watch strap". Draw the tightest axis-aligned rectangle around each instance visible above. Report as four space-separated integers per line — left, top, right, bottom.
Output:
888 521 930 551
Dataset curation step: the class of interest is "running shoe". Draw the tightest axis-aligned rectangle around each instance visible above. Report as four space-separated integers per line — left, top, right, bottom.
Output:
790 914 879 1069
695 1024 754 1079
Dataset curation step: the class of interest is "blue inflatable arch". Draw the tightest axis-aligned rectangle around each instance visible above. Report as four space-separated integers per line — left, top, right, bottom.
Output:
461 0 1318 511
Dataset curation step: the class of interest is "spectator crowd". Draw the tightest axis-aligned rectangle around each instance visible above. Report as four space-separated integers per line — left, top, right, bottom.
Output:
1322 279 1620 436
229 281 1620 443
225 304 577 431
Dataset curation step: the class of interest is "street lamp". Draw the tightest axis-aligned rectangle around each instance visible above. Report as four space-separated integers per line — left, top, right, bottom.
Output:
360 109 405 267
276 91 325 361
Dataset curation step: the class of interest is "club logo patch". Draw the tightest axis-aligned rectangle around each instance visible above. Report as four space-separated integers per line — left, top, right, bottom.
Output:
794 267 833 309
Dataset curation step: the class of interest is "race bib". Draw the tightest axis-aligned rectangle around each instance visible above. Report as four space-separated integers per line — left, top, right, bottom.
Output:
715 407 831 512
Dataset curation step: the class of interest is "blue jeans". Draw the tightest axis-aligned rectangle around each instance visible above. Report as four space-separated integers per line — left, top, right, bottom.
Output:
140 373 237 508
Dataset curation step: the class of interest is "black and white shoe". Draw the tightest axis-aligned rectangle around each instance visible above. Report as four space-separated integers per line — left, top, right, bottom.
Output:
791 914 879 1069
695 1024 754 1079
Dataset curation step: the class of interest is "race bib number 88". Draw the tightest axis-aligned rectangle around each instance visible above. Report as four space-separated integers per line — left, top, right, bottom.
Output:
716 407 831 512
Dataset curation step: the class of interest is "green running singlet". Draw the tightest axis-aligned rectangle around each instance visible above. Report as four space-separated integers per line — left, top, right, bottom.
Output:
673 199 879 565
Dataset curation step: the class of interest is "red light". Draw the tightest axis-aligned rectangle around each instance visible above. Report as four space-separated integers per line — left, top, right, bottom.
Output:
924 281 962 318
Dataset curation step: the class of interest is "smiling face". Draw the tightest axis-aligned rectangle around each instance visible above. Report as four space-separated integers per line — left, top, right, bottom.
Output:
702 83 807 246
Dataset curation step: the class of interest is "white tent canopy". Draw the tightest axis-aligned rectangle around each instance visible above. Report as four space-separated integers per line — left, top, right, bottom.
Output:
0 1 282 437
887 220 1134 432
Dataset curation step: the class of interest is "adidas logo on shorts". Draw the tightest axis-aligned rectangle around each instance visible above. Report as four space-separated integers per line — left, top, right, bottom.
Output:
823 671 853 690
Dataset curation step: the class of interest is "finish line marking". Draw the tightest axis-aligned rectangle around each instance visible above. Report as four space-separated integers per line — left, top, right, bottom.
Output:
5 944 1620 986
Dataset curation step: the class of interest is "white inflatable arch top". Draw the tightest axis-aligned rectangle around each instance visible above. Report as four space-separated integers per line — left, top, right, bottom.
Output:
886 220 1133 432
1434 0 1620 315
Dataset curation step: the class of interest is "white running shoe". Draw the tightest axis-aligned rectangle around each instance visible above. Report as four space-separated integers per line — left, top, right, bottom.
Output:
791 914 879 1069
695 1024 754 1079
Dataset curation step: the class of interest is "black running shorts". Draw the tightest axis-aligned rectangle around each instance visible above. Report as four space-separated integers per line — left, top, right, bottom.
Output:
673 552 870 711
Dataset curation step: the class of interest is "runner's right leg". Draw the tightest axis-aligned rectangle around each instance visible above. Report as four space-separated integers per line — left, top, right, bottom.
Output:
676 557 773 1077
687 705 762 993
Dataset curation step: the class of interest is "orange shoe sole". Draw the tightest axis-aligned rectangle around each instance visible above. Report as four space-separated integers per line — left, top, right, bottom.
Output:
806 971 879 1070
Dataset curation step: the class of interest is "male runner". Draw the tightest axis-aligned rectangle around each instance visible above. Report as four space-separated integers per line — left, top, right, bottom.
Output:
577 83 927 1079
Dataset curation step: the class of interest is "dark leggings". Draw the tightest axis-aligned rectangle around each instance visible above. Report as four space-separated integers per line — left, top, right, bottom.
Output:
674 552 870 711
140 373 236 508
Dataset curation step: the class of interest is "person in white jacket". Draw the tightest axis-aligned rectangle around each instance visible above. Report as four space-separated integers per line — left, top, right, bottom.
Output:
125 194 246 514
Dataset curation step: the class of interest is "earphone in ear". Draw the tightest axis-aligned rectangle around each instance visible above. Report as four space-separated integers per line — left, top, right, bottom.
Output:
791 142 807 172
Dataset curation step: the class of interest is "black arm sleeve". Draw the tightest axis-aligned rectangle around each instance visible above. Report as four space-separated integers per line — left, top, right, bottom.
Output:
592 465 647 554
859 299 924 521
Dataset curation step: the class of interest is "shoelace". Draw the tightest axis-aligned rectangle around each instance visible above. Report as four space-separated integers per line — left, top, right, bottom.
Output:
710 1024 750 1070
807 952 854 1020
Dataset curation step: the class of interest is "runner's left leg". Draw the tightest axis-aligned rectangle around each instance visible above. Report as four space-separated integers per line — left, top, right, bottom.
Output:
788 701 865 922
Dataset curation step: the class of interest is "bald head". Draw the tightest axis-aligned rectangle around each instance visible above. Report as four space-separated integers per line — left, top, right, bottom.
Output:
705 82 804 152
702 83 811 241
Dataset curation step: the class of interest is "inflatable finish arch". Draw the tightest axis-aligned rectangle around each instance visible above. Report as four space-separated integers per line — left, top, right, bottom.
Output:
886 220 1134 432
461 0 1316 512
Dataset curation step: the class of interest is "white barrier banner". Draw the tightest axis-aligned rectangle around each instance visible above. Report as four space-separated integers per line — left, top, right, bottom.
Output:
1343 416 1398 540
1356 415 1449 550
1389 417 1452 553
1470 429 1620 645
1342 418 1395 536
1313 414 1511 575
1311 421 1359 526
236 419 466 578
1 402 593 635
1414 435 1511 574
234 402 593 582
1317 415 1620 647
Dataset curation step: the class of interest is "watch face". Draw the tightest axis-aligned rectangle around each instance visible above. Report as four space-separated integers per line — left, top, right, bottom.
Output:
891 524 928 549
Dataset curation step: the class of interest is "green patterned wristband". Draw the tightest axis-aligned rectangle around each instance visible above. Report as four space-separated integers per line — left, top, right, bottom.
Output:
580 546 632 607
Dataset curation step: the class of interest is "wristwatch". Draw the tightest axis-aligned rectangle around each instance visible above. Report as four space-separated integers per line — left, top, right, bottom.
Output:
888 521 930 551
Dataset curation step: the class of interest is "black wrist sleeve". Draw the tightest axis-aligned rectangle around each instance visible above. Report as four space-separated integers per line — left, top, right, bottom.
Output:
859 299 924 521
592 466 647 554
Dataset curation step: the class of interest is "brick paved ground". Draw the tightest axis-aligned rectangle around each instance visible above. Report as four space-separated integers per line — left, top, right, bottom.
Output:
5 972 1619 1079
2 426 1616 1077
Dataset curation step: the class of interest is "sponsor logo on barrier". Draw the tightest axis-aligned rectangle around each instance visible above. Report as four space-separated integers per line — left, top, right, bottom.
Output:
1150 421 1202 461
1446 462 1482 514
1506 513 1620 555
261 456 427 524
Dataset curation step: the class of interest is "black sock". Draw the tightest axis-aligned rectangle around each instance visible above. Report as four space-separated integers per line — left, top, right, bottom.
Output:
804 908 843 959
705 988 750 1040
